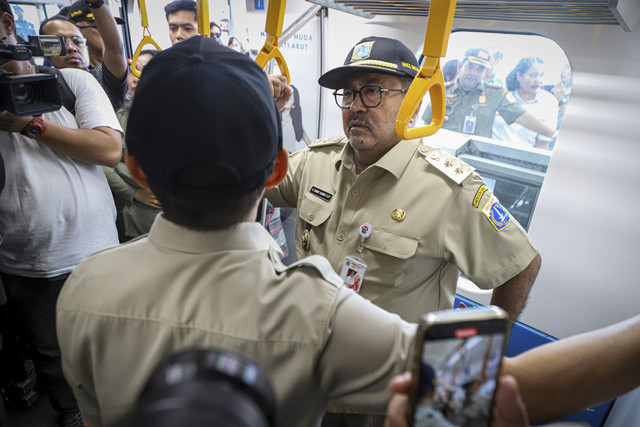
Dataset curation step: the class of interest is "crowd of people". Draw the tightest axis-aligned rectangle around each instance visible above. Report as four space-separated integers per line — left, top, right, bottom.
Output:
0 1 636 427
422 47 572 150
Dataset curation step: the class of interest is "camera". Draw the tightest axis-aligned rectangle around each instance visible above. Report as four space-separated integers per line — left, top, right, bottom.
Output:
128 348 276 427
0 35 65 116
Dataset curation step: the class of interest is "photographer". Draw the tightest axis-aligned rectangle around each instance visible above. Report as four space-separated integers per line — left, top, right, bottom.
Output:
0 2 122 426
40 0 128 111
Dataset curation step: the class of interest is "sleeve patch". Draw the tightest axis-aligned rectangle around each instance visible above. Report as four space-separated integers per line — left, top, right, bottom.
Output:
482 195 511 231
472 185 489 208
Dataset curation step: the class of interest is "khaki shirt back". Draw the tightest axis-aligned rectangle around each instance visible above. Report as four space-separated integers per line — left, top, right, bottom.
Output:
57 217 415 427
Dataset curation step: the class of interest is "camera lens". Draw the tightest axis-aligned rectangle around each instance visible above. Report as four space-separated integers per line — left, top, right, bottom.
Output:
13 82 37 104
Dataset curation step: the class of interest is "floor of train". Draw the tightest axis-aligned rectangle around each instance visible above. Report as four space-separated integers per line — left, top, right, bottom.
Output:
4 384 57 427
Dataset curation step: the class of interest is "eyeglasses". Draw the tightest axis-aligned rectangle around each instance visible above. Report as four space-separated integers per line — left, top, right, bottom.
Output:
62 36 87 48
333 85 407 109
210 32 221 38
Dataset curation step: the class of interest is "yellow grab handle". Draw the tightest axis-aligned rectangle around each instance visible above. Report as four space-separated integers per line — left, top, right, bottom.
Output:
395 64 445 139
395 0 457 140
197 0 210 37
255 0 290 84
130 34 162 78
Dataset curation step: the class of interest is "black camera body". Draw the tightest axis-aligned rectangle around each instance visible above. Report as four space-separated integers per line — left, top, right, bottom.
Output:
0 35 66 116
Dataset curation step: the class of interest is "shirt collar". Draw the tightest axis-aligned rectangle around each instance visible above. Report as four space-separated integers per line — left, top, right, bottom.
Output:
148 214 282 255
338 138 420 180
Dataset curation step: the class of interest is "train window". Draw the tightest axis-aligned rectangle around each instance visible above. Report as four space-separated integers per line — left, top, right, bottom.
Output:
417 30 572 230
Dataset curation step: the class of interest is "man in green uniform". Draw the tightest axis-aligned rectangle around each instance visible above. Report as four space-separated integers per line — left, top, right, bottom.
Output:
56 37 416 427
422 48 556 139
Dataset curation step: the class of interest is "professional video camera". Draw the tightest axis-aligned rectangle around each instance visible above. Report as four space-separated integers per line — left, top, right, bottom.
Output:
0 35 65 116
128 348 276 427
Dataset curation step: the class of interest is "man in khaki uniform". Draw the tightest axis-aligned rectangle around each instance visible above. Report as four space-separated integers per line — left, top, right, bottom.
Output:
56 37 415 427
266 35 541 427
422 48 556 139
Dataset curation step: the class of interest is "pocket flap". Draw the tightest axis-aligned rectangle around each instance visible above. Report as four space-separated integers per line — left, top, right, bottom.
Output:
298 195 333 227
364 228 419 259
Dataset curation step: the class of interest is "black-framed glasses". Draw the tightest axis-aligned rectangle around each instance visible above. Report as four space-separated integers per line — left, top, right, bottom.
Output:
333 85 407 109
63 36 87 48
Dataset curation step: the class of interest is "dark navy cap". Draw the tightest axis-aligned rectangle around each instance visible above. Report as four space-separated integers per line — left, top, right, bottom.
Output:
126 36 281 198
63 1 125 25
464 48 491 68
318 36 419 89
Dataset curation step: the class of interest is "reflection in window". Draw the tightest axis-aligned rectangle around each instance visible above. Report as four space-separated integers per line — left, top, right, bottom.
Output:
418 31 571 229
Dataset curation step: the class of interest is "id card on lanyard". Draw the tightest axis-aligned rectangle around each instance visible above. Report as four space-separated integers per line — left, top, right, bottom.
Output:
339 223 372 293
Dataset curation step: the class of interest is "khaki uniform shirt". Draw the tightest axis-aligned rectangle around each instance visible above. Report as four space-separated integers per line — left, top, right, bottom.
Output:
266 138 538 323
422 80 526 138
56 216 415 427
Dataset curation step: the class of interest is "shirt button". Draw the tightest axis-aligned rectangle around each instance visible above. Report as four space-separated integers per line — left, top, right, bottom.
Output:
337 233 345 241
308 214 315 221
351 189 360 197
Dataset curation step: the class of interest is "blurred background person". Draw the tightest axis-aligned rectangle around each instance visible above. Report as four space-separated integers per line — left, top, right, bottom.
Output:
280 85 311 153
209 20 222 44
228 36 242 52
104 49 161 241
492 56 558 150
442 58 458 83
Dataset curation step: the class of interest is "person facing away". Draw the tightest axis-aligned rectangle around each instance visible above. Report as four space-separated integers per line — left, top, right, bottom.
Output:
39 8 128 111
165 0 198 45
492 56 559 150
0 1 122 425
56 36 416 427
422 48 556 140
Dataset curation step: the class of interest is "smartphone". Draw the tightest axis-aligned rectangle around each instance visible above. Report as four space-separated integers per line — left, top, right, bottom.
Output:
408 306 510 427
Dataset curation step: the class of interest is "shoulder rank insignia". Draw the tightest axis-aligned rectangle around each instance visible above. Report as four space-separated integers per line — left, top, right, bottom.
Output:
308 136 345 149
482 194 510 231
419 146 474 185
505 92 517 103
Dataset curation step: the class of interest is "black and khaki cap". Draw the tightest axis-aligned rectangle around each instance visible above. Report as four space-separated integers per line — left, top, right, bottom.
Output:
318 36 420 89
62 0 125 25
126 36 281 198
464 48 491 68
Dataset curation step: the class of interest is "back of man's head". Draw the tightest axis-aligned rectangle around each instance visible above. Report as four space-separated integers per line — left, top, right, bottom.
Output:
126 36 282 230
164 0 197 21
0 0 13 16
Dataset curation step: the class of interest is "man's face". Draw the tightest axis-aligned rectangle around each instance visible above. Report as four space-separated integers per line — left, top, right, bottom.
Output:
210 24 221 38
42 19 90 69
341 72 406 160
457 60 488 92
167 10 198 45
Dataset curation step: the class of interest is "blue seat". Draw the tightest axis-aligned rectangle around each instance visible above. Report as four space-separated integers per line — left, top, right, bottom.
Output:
454 294 614 426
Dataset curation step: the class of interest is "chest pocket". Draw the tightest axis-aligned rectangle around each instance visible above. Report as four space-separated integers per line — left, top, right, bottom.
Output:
296 195 333 255
362 228 419 289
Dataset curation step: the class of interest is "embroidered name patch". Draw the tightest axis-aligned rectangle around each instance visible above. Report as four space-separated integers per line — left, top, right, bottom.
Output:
310 186 333 202
472 185 488 208
482 195 510 231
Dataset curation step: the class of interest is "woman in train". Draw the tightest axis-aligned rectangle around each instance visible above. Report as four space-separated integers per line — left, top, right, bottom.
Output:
492 56 559 150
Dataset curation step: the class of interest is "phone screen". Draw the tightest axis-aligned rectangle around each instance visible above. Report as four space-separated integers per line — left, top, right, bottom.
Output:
413 320 505 427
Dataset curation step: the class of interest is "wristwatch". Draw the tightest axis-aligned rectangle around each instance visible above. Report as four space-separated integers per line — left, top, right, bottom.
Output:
21 117 45 138
86 0 104 9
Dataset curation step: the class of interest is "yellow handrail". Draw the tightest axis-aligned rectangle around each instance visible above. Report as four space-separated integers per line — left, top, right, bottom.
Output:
254 0 291 84
131 0 162 78
197 0 210 37
395 0 457 139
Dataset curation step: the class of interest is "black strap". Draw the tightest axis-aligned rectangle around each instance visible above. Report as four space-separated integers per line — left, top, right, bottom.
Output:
35 65 76 115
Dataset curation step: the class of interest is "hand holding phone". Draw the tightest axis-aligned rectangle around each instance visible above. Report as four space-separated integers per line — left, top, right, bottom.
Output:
409 306 510 427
